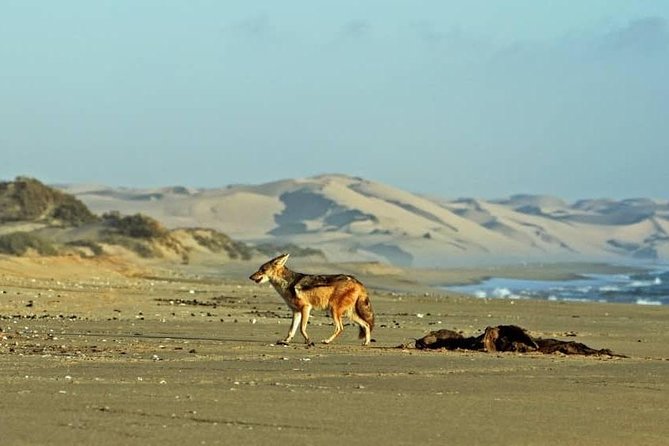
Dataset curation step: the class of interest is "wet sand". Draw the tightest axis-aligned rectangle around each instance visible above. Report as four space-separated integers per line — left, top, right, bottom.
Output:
1 257 668 445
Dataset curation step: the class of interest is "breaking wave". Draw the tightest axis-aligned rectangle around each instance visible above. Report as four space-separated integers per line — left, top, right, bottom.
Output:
447 269 669 305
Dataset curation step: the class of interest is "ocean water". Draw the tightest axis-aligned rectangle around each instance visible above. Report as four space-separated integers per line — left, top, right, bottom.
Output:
446 269 669 305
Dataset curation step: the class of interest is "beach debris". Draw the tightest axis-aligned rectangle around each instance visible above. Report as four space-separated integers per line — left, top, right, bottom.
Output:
412 325 626 357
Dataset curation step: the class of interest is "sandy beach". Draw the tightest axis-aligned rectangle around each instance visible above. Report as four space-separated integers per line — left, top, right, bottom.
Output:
1 256 668 445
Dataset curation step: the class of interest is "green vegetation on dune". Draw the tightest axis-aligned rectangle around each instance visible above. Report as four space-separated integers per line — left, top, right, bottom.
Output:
101 212 184 259
0 177 98 226
101 211 168 239
0 231 58 256
98 234 159 258
186 228 253 261
64 239 104 256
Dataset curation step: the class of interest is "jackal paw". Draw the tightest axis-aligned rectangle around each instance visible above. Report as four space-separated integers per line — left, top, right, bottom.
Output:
276 339 290 346
320 339 331 344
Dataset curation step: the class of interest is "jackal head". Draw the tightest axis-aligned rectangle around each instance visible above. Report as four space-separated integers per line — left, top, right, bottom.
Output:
249 253 290 284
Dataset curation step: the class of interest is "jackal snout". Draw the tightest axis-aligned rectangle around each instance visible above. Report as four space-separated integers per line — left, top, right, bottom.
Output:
249 270 268 284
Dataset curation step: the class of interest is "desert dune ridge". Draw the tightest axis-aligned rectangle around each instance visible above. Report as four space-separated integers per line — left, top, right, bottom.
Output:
59 173 669 267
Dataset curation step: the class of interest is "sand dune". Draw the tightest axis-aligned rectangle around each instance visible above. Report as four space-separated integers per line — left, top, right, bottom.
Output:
59 174 669 266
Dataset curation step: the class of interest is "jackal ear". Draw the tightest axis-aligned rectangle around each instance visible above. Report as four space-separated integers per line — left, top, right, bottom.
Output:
273 253 290 266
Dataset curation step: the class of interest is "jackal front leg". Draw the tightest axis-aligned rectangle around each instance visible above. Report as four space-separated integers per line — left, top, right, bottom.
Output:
299 305 314 346
278 311 301 345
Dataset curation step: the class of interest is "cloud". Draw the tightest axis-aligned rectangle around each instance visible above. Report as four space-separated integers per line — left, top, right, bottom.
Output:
410 20 446 44
601 17 669 53
340 20 371 39
222 14 273 40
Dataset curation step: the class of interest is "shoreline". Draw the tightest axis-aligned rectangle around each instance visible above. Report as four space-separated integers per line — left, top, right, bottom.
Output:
320 259 657 297
441 264 668 307
420 261 655 287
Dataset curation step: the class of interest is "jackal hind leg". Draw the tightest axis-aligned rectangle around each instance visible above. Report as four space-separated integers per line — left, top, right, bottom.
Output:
322 308 344 344
278 311 302 345
349 311 371 346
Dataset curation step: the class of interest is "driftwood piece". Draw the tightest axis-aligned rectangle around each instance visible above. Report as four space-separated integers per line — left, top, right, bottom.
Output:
414 325 625 357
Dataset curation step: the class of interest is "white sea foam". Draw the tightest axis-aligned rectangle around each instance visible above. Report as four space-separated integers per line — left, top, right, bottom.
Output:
560 297 591 303
629 280 657 288
492 288 512 298
584 273 630 282
446 272 667 305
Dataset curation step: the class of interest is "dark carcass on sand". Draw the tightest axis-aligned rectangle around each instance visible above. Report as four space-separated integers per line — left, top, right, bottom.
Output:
413 325 624 357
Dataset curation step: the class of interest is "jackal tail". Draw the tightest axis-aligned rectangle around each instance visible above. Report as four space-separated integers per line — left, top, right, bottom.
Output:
355 291 375 339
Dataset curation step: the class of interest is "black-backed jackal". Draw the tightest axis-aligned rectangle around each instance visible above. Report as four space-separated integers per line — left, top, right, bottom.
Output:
249 254 375 345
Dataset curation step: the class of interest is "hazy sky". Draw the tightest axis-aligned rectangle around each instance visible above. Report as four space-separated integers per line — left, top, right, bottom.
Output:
2 1 668 199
